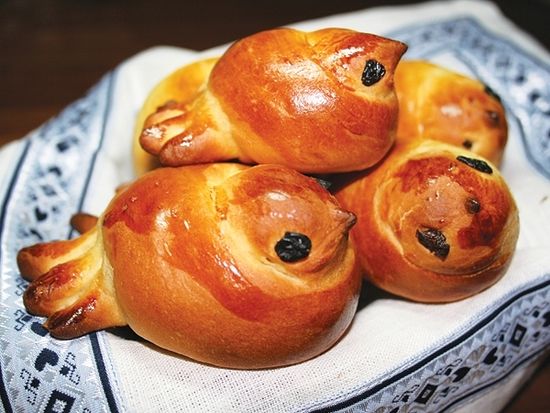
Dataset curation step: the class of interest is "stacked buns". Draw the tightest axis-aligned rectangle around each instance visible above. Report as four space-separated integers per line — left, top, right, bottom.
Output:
19 163 359 369
18 28 519 369
335 140 518 302
334 60 516 302
135 27 408 175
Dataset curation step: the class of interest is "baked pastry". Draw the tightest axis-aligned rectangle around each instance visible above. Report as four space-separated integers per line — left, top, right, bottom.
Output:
136 27 407 175
18 163 360 369
133 58 218 175
395 60 508 165
335 139 519 302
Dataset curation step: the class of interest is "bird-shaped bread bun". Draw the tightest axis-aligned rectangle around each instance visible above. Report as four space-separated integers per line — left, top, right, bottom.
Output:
395 60 508 165
335 139 519 302
18 163 360 369
135 27 407 175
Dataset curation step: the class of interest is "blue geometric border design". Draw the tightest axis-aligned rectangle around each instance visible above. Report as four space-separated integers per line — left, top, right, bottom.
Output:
309 278 550 412
0 72 122 413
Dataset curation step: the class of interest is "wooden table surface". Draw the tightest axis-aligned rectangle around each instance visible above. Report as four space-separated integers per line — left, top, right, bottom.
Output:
1 0 548 411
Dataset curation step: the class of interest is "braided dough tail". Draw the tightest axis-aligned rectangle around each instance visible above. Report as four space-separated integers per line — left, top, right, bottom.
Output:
18 224 126 338
133 57 220 175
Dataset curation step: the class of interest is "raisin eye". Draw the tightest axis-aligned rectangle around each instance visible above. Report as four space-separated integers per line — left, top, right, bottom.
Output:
275 232 312 262
462 139 473 149
456 155 493 174
465 197 481 214
361 59 386 86
486 110 500 125
416 228 450 260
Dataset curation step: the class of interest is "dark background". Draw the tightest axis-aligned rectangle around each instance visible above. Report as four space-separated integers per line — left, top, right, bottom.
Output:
0 0 548 411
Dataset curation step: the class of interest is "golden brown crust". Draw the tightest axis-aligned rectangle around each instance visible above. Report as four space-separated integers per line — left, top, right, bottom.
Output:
395 60 508 165
102 163 360 368
70 212 99 234
17 226 98 281
336 139 519 302
133 57 219 175
137 28 407 174
19 225 127 338
19 163 360 369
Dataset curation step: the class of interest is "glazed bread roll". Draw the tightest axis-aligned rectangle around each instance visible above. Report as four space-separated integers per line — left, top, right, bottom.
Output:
395 60 508 165
136 27 407 175
336 139 519 302
18 163 360 369
133 58 219 174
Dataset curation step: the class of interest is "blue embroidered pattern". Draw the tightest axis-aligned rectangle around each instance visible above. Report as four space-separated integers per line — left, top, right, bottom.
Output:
309 281 549 412
0 73 121 413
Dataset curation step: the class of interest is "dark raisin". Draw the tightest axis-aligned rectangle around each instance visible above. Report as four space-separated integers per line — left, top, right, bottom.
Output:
484 85 501 102
416 228 450 260
456 155 493 174
361 59 386 86
462 139 473 149
465 197 481 214
275 232 312 262
486 110 500 125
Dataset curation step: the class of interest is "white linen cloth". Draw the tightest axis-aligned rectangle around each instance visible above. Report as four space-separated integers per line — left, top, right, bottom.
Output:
1 1 549 412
